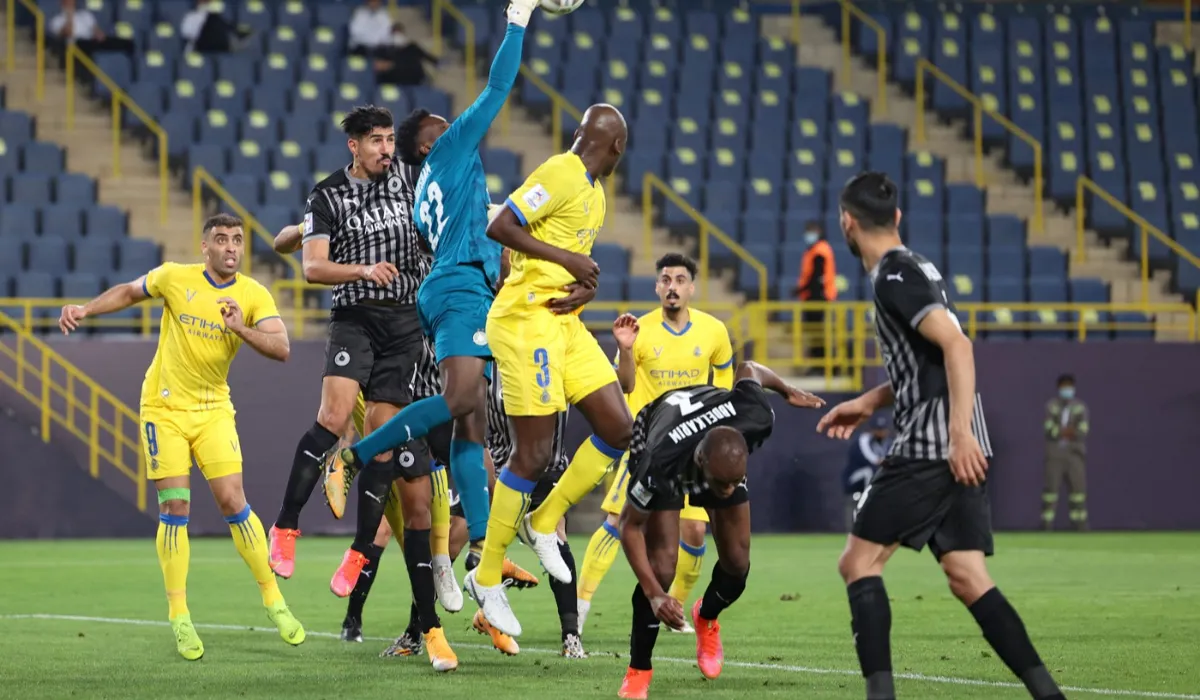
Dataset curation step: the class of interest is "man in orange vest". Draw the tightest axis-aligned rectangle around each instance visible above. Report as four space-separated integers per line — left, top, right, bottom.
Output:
794 221 837 368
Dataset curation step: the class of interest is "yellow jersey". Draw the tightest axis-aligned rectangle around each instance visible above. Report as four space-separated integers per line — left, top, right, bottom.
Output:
141 262 280 412
489 152 607 318
619 308 735 417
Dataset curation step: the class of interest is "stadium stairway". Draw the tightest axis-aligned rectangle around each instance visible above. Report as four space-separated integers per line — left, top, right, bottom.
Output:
769 13 1193 339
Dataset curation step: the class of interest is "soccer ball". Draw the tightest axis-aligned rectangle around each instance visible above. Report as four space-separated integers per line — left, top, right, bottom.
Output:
539 0 584 16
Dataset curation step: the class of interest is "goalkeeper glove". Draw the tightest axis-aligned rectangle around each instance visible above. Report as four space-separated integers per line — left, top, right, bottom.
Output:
506 0 539 28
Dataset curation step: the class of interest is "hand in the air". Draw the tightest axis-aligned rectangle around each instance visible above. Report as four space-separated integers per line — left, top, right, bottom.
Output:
816 398 874 440
783 385 825 409
59 305 87 335
612 313 640 349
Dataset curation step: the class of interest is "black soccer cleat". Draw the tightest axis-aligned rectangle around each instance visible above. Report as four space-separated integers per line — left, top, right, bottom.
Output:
340 616 363 643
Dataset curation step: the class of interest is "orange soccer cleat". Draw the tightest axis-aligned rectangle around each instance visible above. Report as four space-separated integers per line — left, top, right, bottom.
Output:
268 526 301 579
473 609 520 656
330 548 369 597
692 599 724 680
617 667 653 699
424 627 459 672
501 558 540 589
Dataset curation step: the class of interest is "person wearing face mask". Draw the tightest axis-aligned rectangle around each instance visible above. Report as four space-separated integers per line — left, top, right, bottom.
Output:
794 221 837 370
1042 374 1090 531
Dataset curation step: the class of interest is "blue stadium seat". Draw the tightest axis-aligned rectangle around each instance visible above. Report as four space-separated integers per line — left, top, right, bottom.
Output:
0 203 36 238
73 238 116 276
21 141 64 176
9 174 52 204
85 206 128 239
55 173 96 205
41 207 85 240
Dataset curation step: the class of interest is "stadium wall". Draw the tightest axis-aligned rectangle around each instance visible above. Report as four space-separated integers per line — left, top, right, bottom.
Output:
4 340 1196 536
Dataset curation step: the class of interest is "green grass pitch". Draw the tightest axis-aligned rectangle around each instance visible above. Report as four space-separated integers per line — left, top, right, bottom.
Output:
1 533 1197 699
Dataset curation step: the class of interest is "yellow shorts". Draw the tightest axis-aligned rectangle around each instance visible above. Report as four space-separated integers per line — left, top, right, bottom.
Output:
141 406 242 481
602 452 709 523
487 310 617 416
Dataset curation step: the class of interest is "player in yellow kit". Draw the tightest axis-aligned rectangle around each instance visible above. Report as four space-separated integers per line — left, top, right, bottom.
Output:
466 103 633 637
576 254 734 636
58 213 305 661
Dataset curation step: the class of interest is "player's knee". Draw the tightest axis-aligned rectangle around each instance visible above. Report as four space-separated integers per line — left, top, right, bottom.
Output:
837 548 878 584
316 403 353 435
214 493 247 518
595 423 633 453
681 519 707 546
940 556 993 604
403 501 432 530
159 499 190 517
719 550 750 578
510 443 553 480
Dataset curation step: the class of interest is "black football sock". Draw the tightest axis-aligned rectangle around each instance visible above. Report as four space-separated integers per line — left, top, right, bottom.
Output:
847 576 895 700
403 528 441 634
465 539 484 572
404 600 420 638
551 540 579 638
351 460 393 551
970 588 1063 699
345 543 384 621
275 422 339 530
629 585 661 671
698 561 749 620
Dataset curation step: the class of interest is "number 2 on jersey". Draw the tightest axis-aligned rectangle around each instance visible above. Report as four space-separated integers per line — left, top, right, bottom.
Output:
419 180 448 251
665 390 705 416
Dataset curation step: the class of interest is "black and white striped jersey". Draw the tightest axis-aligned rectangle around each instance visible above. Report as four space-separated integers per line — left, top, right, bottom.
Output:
486 361 570 473
409 338 440 401
302 161 429 307
870 246 993 461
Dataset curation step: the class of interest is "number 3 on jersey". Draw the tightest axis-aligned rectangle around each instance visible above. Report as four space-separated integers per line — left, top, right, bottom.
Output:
419 180 448 251
665 391 705 416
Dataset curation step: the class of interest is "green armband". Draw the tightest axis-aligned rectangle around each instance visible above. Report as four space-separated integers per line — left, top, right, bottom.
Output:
158 487 191 504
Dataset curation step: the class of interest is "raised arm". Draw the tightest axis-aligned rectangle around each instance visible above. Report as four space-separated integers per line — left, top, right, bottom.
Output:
59 275 149 335
612 314 639 395
735 360 825 408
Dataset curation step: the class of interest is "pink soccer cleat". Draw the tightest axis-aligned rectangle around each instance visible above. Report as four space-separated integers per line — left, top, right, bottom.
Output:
330 548 369 597
692 599 725 680
268 526 300 579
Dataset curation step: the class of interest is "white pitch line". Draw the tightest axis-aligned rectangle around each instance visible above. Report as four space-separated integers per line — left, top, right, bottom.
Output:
2 614 1196 700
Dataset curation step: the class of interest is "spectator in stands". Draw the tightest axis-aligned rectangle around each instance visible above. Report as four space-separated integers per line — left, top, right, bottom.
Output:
1042 373 1090 531
841 413 891 530
794 220 836 370
349 0 393 53
49 0 133 60
181 0 251 54
349 0 438 87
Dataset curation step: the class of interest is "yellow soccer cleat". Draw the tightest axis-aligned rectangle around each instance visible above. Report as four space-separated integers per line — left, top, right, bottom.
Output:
424 626 458 672
322 450 358 520
170 614 204 661
501 558 540 590
265 601 306 646
473 610 520 656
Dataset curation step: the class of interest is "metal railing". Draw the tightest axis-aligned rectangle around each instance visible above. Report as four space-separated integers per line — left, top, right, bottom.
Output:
915 57 1044 235
835 0 888 117
0 311 147 512
431 0 477 96
191 166 303 280
4 0 44 100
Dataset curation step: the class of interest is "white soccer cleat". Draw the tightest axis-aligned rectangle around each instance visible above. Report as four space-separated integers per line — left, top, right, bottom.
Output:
432 554 463 613
464 569 522 637
518 514 572 583
577 598 591 635
669 620 695 634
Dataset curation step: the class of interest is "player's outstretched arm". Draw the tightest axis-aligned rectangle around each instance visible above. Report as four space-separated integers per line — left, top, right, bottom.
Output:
218 297 290 362
734 361 825 408
273 224 303 255
487 207 599 287
58 275 149 335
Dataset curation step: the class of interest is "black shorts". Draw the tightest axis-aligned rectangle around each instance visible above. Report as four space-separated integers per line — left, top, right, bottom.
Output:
852 457 994 560
324 303 425 405
390 440 433 482
631 479 750 513
448 471 560 519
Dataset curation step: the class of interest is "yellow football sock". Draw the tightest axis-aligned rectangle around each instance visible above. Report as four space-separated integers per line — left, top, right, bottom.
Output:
667 539 706 605
226 506 283 607
577 520 622 602
156 513 191 620
475 468 535 587
529 436 622 533
431 463 451 558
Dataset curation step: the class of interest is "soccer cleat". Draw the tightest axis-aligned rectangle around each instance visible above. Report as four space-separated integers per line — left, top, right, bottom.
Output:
380 631 423 657
518 513 572 583
266 601 306 646
618 667 653 699
473 610 520 656
267 526 300 579
692 599 723 680
330 548 369 597
577 599 591 635
464 568 522 637
170 614 204 661
432 554 464 613
669 620 695 634
340 616 363 643
322 449 358 520
424 627 458 672
562 632 587 659
501 557 540 589
338 446 362 472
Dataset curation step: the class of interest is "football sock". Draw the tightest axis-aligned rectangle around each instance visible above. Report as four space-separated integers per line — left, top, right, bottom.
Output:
475 467 535 587
847 576 895 699
529 437 622 533
629 585 661 671
353 395 451 464
403 528 441 634
346 543 384 621
668 539 706 605
465 540 483 572
225 505 282 607
551 539 580 638
698 560 747 620
578 520 621 602
276 422 339 530
156 513 191 620
430 462 451 558
970 587 1063 699
352 458 393 552
404 600 421 638
450 440 489 541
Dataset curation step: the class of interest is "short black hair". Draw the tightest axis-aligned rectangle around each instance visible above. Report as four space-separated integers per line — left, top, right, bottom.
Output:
203 212 243 236
839 170 899 230
655 252 698 279
1057 373 1075 387
805 220 824 234
396 108 432 165
340 105 394 139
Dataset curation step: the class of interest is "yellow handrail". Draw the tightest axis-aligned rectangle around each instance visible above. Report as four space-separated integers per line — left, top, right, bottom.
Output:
64 44 168 225
0 298 159 336
915 57 1044 235
0 311 147 512
836 0 888 117
4 0 44 101
790 0 802 45
1187 0 1193 51
431 0 477 97
191 166 304 281
517 63 583 154
1075 176 1200 307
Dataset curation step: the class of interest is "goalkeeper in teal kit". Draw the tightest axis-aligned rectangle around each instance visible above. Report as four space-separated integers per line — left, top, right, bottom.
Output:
335 0 540 597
